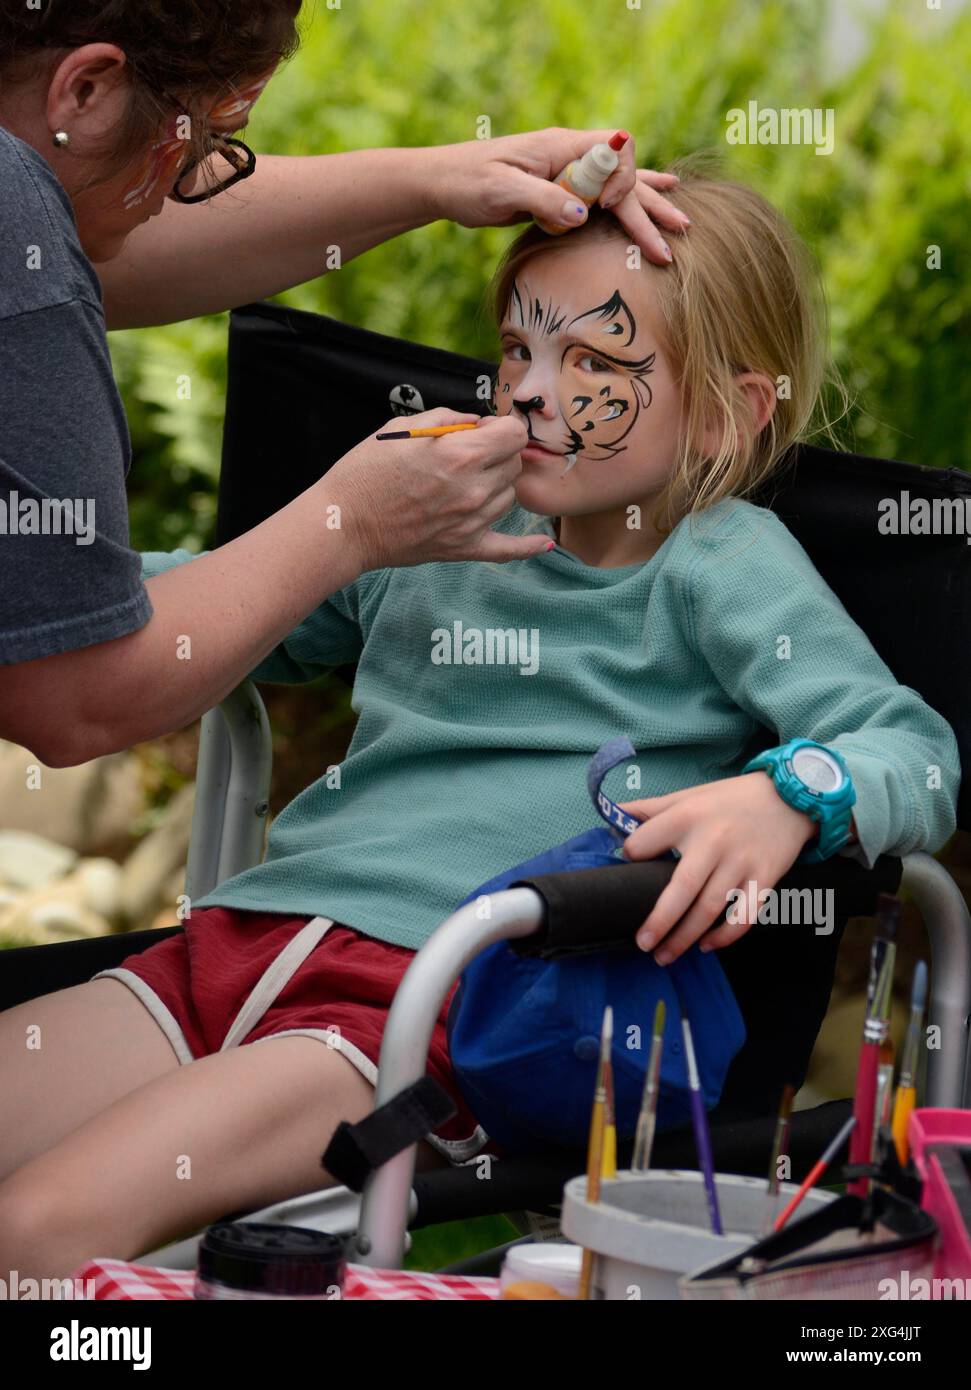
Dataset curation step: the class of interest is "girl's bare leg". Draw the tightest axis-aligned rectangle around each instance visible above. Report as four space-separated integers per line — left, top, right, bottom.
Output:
0 1034 431 1283
0 979 180 1181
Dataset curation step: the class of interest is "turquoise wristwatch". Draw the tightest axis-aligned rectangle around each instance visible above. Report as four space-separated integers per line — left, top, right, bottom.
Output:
741 738 856 864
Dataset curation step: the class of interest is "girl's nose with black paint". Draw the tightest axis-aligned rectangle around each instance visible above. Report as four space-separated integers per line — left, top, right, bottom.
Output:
513 395 546 417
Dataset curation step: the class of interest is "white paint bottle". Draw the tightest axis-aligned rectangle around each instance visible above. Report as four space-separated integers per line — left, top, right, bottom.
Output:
535 131 629 235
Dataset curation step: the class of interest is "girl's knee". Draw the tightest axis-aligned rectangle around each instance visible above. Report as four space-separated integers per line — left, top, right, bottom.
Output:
0 1168 78 1285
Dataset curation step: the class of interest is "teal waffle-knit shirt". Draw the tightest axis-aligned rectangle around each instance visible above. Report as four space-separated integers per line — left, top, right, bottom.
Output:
143 496 960 951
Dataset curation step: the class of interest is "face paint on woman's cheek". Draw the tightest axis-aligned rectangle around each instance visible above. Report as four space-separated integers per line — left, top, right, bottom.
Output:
207 72 274 123
121 72 274 212
121 125 188 211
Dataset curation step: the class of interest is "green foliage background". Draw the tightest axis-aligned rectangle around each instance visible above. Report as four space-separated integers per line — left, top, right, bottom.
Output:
111 0 971 553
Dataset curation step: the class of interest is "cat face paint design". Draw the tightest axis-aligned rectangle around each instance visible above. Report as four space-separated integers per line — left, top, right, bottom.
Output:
496 278 656 470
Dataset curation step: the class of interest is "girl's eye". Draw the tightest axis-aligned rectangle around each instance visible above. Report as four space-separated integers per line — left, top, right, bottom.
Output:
578 353 612 373
503 342 530 362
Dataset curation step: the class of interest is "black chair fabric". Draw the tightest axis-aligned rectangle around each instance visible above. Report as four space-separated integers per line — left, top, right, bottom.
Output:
0 926 181 1014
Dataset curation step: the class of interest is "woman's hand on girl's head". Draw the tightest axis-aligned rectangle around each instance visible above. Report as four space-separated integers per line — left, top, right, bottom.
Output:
423 127 689 265
618 773 819 964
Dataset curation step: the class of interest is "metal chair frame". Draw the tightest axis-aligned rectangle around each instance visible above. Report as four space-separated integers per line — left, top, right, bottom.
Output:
161 680 971 1271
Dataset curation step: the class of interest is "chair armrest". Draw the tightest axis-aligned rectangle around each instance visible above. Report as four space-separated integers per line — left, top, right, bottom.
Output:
184 679 272 903
356 887 544 1266
511 854 902 958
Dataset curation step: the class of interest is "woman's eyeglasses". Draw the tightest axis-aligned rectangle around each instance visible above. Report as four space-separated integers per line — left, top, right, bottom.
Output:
169 136 257 205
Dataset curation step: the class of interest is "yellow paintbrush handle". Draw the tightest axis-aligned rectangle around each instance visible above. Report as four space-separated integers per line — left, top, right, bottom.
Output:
407 424 479 437
892 1086 916 1166
602 1124 617 1180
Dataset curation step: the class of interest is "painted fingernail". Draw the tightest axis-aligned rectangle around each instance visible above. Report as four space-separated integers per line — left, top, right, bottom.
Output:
661 241 673 262
601 195 616 210
562 200 588 223
545 539 556 551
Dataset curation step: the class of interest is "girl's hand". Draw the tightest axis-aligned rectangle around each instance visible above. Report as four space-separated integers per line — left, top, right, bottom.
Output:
618 773 819 963
424 127 689 265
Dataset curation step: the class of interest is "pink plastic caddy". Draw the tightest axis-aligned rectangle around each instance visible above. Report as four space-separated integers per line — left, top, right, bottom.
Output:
908 1108 971 1287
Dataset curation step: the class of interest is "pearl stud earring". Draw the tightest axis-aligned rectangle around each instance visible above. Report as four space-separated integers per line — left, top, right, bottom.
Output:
52 130 71 149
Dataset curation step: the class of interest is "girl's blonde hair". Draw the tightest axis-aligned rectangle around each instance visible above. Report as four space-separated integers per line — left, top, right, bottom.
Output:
488 152 847 535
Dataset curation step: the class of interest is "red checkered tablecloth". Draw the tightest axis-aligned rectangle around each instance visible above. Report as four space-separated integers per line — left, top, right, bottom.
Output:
71 1258 500 1301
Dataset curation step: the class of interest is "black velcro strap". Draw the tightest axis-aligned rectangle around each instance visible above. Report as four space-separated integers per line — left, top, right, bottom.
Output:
322 1077 457 1192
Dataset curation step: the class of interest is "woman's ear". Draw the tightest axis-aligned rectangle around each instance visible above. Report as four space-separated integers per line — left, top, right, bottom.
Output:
46 43 129 139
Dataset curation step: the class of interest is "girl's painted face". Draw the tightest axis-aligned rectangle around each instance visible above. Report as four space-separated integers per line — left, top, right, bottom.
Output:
495 240 684 519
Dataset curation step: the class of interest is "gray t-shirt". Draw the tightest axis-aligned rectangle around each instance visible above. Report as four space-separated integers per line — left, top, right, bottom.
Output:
0 123 152 664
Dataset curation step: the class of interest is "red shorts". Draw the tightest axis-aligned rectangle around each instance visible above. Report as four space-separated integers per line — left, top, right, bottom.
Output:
93 907 488 1164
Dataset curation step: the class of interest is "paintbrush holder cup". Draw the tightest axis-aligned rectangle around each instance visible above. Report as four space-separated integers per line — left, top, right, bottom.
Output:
561 1169 835 1300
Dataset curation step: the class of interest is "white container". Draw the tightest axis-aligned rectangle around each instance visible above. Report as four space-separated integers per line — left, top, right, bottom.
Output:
500 1242 582 1298
553 143 619 201
534 142 621 234
561 1170 836 1301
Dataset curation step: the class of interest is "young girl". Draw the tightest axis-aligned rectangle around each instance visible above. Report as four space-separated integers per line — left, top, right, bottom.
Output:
0 164 959 1280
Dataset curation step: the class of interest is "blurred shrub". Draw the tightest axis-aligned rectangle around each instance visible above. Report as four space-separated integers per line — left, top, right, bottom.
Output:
112 0 971 552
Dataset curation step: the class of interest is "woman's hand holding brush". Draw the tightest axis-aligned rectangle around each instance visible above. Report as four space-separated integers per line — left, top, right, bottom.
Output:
326 408 552 571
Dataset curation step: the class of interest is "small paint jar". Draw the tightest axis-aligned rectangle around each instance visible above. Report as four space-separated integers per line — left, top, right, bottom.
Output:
500 1242 582 1298
194 1222 346 1300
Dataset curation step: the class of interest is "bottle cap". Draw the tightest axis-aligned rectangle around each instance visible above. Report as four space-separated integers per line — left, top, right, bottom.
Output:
501 1280 570 1300
197 1222 346 1297
582 143 619 178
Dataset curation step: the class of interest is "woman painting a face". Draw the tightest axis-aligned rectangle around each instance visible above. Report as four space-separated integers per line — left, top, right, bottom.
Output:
0 0 687 764
0 0 699 1285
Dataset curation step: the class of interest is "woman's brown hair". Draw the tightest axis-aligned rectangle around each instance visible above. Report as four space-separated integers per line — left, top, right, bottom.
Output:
0 0 303 178
488 153 849 537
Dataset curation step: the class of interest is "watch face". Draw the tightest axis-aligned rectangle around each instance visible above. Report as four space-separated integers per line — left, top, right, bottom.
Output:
791 746 842 793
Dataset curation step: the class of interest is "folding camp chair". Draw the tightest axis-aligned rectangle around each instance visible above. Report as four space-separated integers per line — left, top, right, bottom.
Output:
3 301 970 1277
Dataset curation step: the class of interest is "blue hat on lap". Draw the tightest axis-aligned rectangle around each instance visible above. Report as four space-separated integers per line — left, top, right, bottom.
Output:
445 740 746 1154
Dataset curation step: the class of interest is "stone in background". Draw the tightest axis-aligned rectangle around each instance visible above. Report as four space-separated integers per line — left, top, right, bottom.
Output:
0 739 195 946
